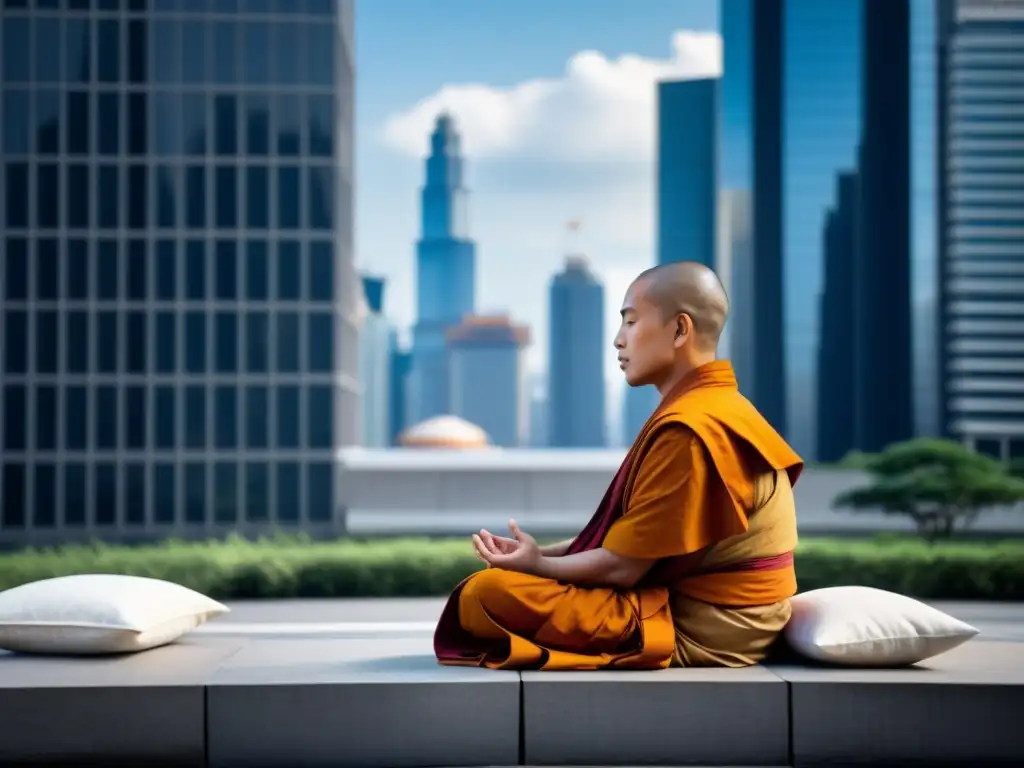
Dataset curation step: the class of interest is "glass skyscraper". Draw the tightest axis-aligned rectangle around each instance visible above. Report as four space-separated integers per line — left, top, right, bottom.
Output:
722 0 915 461
1 0 357 545
657 78 718 267
782 0 862 459
936 0 1024 461
719 0 786 437
548 256 606 448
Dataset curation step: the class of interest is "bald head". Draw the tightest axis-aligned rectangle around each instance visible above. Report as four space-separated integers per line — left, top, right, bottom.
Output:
633 261 729 350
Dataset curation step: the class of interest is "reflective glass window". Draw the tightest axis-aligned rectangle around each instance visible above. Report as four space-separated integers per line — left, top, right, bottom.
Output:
125 463 146 525
3 385 26 451
66 311 89 373
34 464 57 527
35 385 58 451
214 462 237 524
65 386 88 450
154 464 176 524
2 464 26 528
95 386 118 450
155 312 177 373
185 385 206 449
276 386 299 448
97 311 118 372
154 387 176 450
276 462 300 522
94 462 117 525
64 463 87 526
184 463 206 524
245 386 268 448
214 386 237 449
126 311 147 374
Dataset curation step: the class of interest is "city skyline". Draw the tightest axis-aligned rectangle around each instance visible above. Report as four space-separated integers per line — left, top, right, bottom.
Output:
357 0 948 458
355 0 722 406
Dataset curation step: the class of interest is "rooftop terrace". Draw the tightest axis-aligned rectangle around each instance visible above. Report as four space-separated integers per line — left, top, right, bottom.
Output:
1 599 1022 767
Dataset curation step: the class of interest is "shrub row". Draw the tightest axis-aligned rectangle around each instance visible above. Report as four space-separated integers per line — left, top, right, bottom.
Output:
1 534 1022 601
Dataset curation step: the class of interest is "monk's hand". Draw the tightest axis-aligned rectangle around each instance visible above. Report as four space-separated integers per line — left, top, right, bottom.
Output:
479 529 519 555
473 519 541 574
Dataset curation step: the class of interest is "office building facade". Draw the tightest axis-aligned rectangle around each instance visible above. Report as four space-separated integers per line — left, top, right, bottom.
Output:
0 1 357 544
547 256 606 448
936 0 1024 460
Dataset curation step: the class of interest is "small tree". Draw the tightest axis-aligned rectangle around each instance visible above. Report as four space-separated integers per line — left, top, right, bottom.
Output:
833 438 1024 542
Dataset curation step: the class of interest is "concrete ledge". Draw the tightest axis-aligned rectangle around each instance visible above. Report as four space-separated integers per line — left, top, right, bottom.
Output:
522 666 790 766
0 638 242 767
774 640 1024 767
2 631 1023 767
205 637 520 768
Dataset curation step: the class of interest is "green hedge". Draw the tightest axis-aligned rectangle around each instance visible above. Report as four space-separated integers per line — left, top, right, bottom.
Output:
1 535 1022 601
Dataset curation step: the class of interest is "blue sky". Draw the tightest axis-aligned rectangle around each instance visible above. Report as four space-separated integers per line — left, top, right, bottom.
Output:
354 0 720 396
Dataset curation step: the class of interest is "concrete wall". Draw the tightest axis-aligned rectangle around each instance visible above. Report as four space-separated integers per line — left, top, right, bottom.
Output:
337 449 1024 537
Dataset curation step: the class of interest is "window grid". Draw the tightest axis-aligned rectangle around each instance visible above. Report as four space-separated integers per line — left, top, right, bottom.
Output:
0 2 355 539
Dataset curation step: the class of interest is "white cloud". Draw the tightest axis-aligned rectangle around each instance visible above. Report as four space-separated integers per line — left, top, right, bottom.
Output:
381 30 722 163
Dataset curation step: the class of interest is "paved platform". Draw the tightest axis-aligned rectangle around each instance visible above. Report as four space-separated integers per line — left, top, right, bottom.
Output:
0 600 1022 767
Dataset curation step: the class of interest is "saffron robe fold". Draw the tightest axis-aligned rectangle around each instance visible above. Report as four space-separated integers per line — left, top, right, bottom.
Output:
434 360 804 670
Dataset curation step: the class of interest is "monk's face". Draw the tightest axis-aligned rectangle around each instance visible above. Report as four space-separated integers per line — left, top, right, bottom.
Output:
613 279 683 388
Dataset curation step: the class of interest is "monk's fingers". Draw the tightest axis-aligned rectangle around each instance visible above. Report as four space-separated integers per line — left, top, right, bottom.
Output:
478 529 500 554
471 534 496 563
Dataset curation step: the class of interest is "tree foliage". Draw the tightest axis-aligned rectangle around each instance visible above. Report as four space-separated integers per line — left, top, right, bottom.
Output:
833 438 1024 541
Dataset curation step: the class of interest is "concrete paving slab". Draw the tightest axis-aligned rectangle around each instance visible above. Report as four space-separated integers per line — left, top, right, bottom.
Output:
205 635 520 768
521 666 790 767
773 640 1024 766
0 638 244 767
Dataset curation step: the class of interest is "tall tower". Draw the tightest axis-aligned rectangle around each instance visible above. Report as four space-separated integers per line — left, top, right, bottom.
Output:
548 254 607 448
408 114 477 425
719 0 786 437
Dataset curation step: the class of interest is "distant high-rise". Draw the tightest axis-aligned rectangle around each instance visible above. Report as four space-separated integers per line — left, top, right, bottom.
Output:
447 315 530 447
720 0 787 437
618 76 721 446
816 172 859 463
0 1 357 544
388 333 412 447
529 375 550 448
621 385 660 447
359 276 391 448
409 115 477 426
658 78 719 267
548 256 606 448
936 0 1024 461
855 0 913 453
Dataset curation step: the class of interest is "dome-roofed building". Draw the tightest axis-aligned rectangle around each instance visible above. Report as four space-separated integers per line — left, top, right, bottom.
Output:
398 415 492 449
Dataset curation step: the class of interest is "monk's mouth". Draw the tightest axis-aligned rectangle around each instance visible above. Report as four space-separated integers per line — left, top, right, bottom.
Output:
618 359 628 369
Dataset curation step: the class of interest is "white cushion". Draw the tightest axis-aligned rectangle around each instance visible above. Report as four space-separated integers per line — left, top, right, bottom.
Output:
0 574 229 655
784 586 979 667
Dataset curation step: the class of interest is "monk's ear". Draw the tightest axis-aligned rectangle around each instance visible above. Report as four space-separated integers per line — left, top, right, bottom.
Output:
673 313 693 349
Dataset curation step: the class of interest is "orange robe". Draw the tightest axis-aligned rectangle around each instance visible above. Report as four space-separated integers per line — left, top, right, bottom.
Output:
433 360 803 670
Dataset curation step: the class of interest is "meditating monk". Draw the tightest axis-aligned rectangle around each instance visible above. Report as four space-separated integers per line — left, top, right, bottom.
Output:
433 261 803 670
